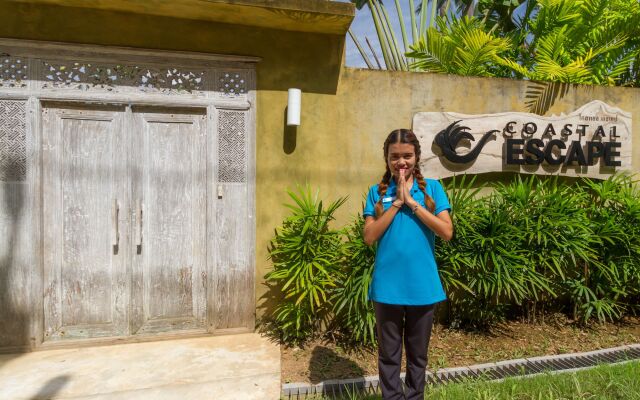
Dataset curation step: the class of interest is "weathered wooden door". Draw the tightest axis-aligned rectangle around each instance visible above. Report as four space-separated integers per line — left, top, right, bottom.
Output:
42 103 129 341
130 107 208 335
213 109 254 331
0 41 257 350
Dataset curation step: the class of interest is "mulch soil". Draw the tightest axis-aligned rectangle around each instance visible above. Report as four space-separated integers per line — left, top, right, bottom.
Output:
280 315 640 384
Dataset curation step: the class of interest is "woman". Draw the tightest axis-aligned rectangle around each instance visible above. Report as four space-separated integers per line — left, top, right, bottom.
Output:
363 129 453 400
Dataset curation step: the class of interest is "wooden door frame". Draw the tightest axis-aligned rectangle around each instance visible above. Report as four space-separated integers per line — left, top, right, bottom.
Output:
0 38 258 351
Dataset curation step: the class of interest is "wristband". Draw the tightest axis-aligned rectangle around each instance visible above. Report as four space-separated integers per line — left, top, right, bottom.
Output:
411 204 419 214
391 202 402 209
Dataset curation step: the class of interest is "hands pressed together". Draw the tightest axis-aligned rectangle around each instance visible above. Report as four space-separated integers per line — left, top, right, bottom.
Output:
392 169 418 211
363 170 453 245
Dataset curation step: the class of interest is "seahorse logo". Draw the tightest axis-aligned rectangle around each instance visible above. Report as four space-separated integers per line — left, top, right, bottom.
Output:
433 121 498 164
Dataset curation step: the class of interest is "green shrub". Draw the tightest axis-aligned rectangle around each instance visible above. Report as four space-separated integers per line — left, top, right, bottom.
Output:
264 175 640 344
264 185 346 345
438 175 539 327
439 174 640 327
572 174 640 322
331 212 377 346
495 175 599 322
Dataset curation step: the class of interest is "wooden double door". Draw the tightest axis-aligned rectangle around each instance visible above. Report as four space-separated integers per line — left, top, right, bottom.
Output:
41 102 251 342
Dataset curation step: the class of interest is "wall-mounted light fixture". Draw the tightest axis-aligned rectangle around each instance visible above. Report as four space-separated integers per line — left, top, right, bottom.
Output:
287 88 301 126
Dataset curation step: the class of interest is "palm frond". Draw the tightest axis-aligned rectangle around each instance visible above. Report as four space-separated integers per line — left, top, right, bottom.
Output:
524 80 571 115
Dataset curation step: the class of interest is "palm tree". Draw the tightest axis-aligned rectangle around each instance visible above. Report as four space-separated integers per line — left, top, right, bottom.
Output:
348 0 526 71
351 0 640 114
349 0 462 71
406 15 513 77
497 0 640 112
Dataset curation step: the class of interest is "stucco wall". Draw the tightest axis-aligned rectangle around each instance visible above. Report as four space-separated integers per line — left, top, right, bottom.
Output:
255 68 640 315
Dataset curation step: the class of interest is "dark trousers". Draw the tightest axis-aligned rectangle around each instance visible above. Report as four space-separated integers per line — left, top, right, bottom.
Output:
374 301 435 400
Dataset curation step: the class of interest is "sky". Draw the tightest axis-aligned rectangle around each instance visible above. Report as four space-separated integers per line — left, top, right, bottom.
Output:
343 1 420 68
341 1 528 69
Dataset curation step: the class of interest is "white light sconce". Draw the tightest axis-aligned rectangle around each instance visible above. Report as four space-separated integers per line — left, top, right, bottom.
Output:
287 88 301 126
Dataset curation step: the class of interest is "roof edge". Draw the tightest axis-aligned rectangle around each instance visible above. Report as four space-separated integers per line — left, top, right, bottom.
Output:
7 0 356 35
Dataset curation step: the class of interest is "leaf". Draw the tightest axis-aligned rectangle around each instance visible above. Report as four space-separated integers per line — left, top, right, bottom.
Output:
524 80 571 115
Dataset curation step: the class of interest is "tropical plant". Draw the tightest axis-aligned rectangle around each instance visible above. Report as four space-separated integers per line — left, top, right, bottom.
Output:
501 0 640 113
438 175 536 327
493 175 599 322
571 174 640 323
406 15 513 76
352 0 640 114
446 190 537 327
434 174 478 297
349 0 461 70
264 185 347 344
263 175 640 343
476 0 528 31
349 0 526 71
331 212 377 346
438 173 640 327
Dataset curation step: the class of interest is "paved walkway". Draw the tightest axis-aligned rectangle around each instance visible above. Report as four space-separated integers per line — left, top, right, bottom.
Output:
0 333 280 400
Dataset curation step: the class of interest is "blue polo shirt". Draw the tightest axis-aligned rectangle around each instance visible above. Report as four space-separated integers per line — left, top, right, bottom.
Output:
363 178 451 305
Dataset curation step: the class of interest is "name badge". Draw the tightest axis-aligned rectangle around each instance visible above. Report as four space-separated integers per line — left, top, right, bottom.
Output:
382 196 396 203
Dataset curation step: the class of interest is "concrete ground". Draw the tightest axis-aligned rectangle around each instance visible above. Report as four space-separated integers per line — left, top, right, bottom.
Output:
0 333 280 400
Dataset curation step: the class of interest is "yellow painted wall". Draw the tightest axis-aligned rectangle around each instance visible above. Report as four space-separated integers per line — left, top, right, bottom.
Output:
2 2 639 322
256 68 640 315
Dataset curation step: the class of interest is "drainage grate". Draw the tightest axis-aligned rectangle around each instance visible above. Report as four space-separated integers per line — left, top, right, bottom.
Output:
281 344 640 399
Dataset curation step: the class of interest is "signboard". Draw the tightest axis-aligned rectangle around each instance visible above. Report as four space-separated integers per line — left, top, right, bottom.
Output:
413 101 632 179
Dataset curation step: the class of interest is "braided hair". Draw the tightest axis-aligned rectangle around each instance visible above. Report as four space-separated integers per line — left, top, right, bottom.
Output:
374 129 435 218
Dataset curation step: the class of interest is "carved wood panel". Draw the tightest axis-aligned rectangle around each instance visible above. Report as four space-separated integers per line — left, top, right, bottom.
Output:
216 70 249 98
214 109 253 330
42 104 129 341
0 100 27 182
0 57 28 88
218 110 246 183
130 108 208 335
41 61 206 95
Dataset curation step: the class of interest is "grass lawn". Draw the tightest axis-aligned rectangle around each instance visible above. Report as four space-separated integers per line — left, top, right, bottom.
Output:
297 360 640 399
427 360 640 400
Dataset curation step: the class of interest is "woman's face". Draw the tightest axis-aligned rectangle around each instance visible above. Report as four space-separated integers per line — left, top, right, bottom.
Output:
387 142 416 180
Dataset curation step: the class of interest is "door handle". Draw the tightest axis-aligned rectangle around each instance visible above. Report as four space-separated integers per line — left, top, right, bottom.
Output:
112 199 120 248
136 201 144 251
